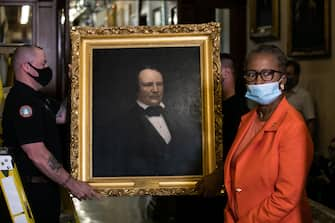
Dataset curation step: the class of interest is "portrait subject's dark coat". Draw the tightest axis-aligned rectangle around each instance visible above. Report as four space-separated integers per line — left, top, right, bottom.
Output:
94 103 202 177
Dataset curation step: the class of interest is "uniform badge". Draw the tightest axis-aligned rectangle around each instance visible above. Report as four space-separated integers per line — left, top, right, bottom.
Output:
19 105 33 118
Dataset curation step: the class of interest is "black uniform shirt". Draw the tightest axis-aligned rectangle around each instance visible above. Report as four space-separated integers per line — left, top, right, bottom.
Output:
222 94 249 160
2 81 62 178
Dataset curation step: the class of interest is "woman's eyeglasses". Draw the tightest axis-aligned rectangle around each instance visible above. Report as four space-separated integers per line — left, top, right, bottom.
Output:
244 69 283 82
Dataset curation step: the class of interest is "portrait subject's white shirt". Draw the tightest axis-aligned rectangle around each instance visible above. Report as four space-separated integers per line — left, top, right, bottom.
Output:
137 101 172 144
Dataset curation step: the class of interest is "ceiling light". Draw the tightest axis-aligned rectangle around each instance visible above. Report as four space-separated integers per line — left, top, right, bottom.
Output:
20 5 30 25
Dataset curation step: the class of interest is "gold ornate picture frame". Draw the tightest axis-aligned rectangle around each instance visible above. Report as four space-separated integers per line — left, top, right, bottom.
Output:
70 22 222 196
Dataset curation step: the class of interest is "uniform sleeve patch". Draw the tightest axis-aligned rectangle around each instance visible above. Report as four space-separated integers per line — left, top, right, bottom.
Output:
19 105 33 118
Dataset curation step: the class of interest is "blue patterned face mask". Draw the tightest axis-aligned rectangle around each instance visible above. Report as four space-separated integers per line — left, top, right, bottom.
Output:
245 81 282 105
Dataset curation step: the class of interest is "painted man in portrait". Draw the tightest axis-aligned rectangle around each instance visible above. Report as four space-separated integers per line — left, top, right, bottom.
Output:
94 68 202 177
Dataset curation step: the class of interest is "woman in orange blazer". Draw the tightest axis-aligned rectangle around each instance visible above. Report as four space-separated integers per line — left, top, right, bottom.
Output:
224 45 313 223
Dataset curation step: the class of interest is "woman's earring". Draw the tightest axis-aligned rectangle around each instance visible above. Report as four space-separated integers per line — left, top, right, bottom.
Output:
280 83 285 90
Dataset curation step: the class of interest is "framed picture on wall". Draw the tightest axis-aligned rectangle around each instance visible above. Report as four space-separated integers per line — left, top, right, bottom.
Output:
287 0 330 57
249 0 280 41
70 23 222 196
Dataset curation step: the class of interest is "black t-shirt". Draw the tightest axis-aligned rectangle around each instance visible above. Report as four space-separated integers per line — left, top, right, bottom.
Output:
222 94 249 160
2 81 62 178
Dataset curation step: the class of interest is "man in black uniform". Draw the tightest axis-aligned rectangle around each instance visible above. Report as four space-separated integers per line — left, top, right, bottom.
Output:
2 45 100 223
194 53 248 222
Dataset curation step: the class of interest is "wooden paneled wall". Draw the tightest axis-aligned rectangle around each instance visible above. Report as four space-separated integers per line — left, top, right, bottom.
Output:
178 0 247 77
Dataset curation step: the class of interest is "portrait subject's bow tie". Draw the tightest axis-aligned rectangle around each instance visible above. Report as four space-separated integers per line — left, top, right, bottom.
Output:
145 106 164 117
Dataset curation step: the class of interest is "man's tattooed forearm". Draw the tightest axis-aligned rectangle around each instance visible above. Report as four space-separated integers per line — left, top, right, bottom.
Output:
47 155 62 171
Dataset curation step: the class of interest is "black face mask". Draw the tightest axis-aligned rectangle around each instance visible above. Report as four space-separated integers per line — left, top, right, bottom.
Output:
28 63 53 86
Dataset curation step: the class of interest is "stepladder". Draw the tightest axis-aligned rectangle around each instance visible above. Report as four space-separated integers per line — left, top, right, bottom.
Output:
0 151 35 223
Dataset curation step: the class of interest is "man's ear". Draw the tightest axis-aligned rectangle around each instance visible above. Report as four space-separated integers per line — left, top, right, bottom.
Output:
22 62 37 77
